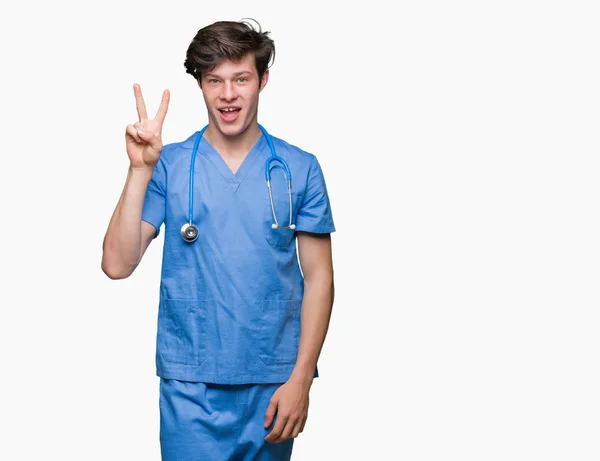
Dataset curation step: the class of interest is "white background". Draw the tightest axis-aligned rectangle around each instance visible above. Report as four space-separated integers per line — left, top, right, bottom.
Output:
1 0 599 459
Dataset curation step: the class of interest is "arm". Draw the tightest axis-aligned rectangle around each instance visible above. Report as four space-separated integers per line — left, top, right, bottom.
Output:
101 167 159 279
289 231 335 387
101 83 170 280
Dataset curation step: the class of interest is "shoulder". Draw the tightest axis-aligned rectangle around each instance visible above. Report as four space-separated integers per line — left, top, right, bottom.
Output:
268 134 329 198
269 135 318 169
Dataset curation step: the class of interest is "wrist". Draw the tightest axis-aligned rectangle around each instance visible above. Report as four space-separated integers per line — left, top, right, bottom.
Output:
128 164 154 177
289 367 315 389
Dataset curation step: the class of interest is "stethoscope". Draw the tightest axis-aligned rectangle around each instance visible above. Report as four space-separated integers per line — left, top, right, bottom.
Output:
180 123 296 242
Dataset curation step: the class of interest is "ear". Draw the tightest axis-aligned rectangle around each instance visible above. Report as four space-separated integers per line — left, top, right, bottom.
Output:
259 69 269 93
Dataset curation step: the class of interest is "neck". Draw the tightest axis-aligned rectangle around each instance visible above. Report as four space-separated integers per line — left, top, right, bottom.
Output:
204 122 262 158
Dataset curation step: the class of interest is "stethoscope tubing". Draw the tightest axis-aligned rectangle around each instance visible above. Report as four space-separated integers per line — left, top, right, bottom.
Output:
188 125 208 224
181 124 295 243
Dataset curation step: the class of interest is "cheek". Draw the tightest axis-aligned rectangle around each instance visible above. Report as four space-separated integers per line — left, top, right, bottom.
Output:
243 90 260 105
201 94 212 108
201 88 218 102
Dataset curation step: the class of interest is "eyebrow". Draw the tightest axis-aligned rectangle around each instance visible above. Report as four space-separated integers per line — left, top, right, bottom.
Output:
203 71 253 79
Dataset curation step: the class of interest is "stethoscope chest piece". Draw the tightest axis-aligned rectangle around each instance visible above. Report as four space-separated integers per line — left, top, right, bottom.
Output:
180 222 199 243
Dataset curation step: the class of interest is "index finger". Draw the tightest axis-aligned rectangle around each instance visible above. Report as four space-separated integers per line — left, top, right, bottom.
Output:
133 83 148 121
154 89 170 126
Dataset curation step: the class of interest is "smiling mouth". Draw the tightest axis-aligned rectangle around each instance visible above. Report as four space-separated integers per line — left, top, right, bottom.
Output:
219 107 241 113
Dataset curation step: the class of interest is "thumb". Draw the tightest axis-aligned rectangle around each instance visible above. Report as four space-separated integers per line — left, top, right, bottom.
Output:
264 399 278 428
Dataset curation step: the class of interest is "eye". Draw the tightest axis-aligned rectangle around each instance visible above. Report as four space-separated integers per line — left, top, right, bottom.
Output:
207 78 219 84
237 77 248 83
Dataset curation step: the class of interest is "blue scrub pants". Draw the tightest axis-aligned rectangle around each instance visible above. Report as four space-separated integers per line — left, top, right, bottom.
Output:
159 378 294 461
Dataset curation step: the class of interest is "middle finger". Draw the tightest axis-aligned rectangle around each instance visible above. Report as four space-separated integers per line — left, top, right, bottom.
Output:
277 418 296 442
154 89 170 127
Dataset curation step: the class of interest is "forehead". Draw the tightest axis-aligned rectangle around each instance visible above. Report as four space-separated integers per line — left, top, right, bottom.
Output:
207 53 257 77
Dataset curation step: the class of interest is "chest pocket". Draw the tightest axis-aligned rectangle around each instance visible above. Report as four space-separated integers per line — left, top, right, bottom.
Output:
264 188 302 249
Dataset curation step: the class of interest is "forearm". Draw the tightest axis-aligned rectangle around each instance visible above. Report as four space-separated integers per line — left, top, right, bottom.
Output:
101 166 153 279
289 271 335 387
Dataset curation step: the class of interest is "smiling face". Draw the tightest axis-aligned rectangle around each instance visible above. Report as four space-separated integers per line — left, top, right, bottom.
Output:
199 53 269 139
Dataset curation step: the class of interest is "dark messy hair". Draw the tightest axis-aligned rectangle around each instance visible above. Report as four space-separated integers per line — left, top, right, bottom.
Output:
184 19 275 86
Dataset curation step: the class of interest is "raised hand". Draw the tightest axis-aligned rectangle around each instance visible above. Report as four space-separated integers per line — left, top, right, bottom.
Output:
126 83 170 169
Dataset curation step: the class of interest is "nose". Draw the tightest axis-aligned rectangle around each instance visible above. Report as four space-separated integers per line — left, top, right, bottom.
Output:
220 81 237 101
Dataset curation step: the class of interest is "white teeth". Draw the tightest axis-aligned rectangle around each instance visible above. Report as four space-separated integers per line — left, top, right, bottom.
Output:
221 108 238 112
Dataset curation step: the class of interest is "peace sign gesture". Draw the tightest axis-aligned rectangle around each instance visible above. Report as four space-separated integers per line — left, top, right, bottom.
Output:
125 83 170 169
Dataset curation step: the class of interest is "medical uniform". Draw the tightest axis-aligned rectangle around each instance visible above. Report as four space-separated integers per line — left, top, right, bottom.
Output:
141 129 335 460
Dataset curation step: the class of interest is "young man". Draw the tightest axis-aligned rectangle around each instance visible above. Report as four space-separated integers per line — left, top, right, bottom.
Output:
101 20 335 460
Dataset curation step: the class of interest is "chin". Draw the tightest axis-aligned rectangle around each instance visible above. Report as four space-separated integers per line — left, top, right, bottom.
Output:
217 121 248 138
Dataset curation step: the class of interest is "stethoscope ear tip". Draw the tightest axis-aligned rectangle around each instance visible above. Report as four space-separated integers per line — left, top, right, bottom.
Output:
271 223 296 230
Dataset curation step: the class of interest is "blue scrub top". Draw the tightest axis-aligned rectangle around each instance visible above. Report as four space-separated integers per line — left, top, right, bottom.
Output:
141 130 336 384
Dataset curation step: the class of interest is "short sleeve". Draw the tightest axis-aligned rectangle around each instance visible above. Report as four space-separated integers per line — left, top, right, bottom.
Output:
141 157 167 239
294 155 336 234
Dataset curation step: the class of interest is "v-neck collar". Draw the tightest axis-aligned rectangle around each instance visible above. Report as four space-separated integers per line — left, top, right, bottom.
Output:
197 133 267 194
